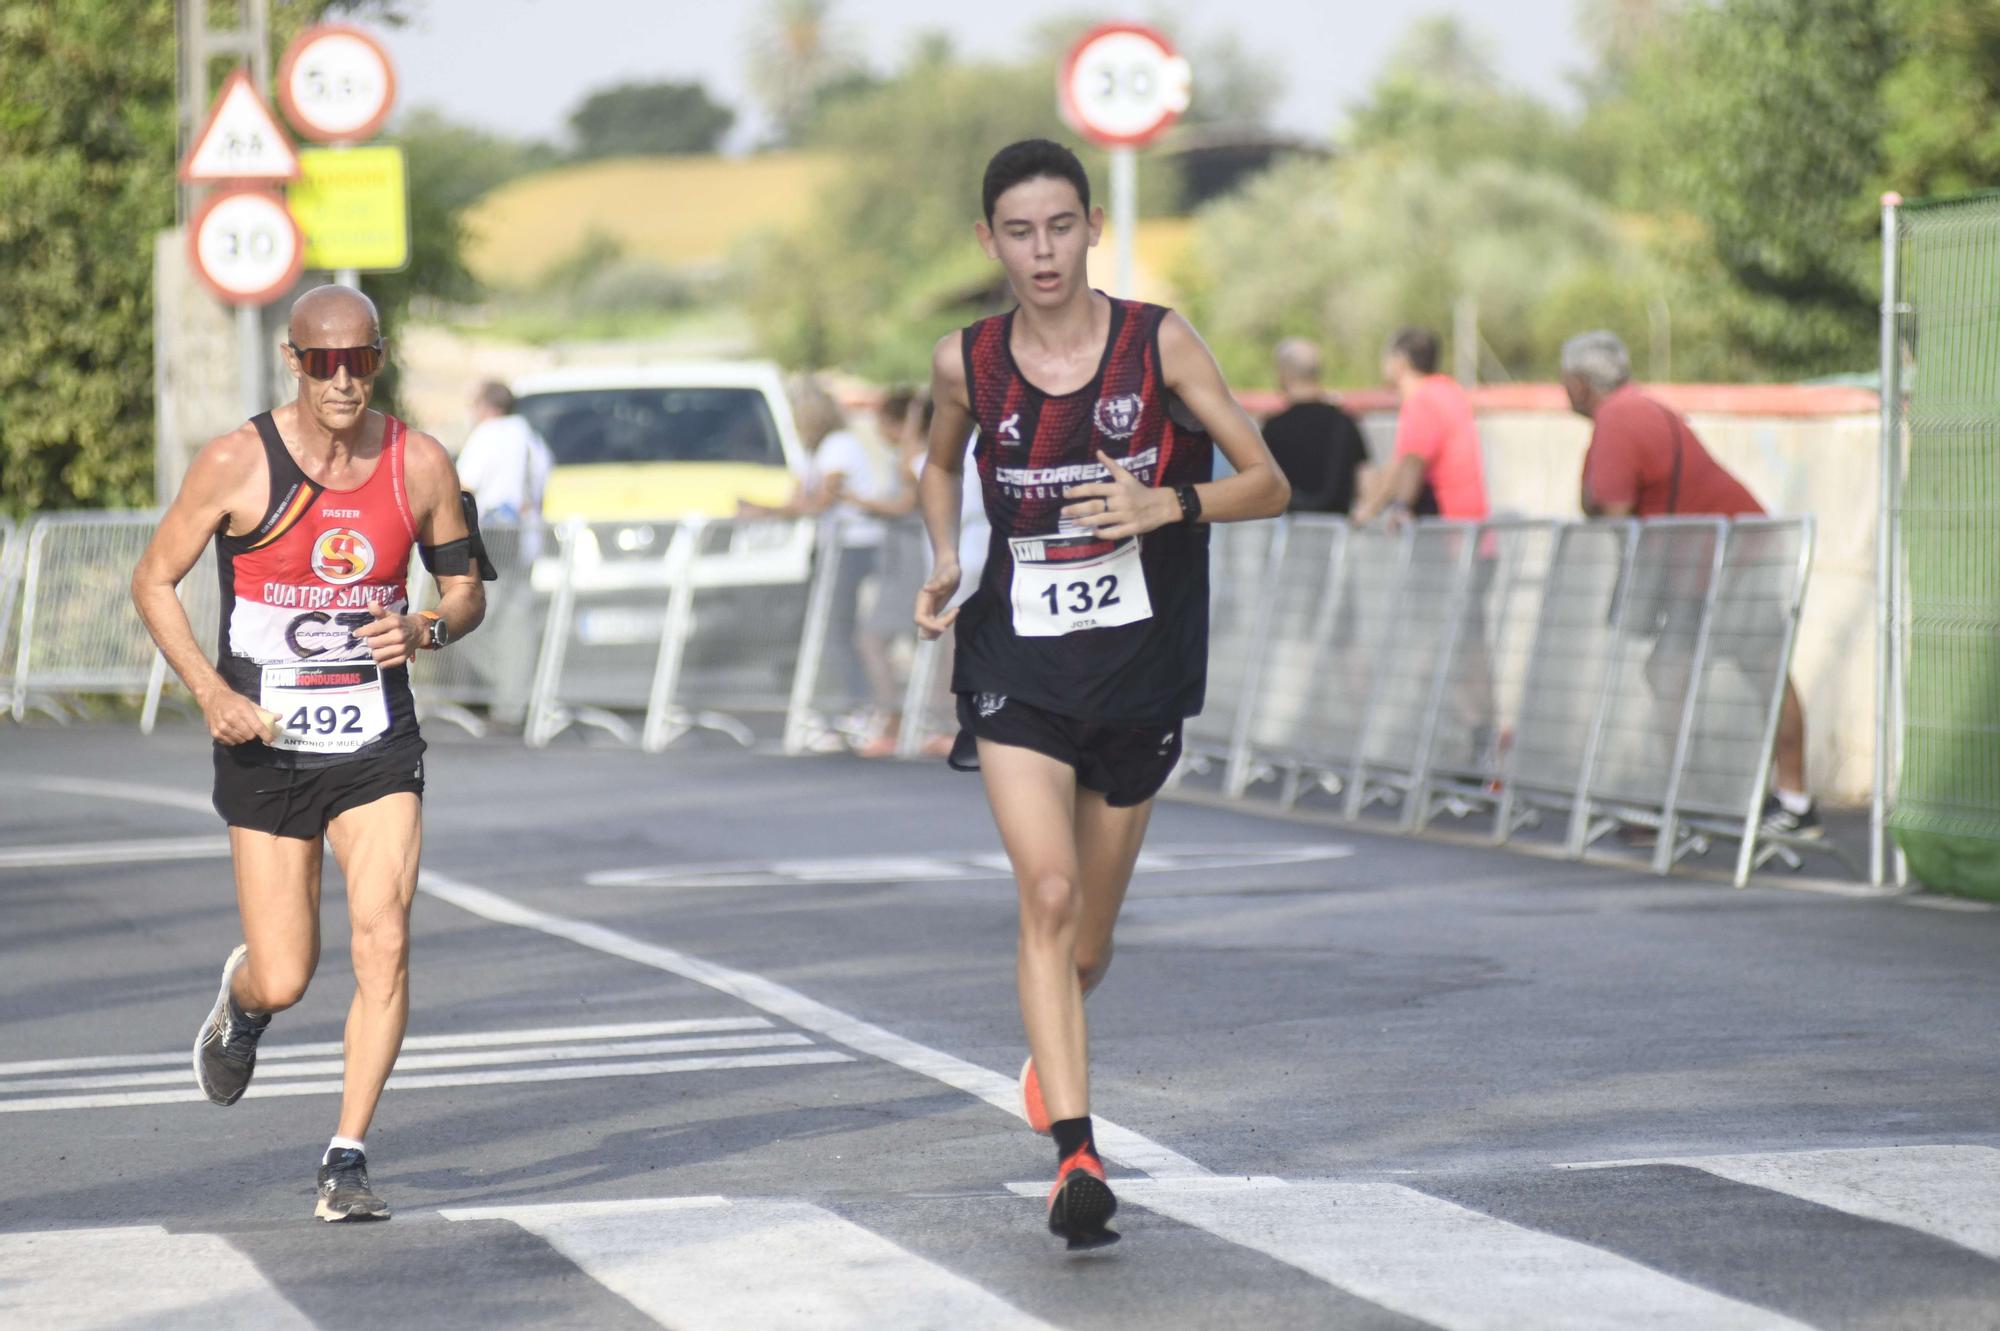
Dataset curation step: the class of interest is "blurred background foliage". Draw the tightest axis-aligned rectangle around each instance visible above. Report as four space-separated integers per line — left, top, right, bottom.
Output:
7 0 2000 509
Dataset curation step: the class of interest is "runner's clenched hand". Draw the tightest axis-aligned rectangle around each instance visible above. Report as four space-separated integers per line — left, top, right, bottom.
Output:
916 557 962 640
356 601 421 669
1061 451 1178 540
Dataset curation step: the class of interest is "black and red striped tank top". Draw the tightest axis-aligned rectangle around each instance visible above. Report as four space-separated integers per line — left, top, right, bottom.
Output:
953 297 1214 724
212 411 423 767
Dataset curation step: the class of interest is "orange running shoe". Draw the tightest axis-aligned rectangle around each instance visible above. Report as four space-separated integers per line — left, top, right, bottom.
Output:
1020 1057 1052 1135
1046 1145 1119 1249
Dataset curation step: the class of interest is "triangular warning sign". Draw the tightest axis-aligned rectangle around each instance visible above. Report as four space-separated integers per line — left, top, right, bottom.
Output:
180 69 301 183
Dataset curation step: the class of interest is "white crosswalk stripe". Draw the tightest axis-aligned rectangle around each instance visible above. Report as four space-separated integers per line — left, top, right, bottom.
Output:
9 1144 2000 1329
0 1226 314 1330
1076 1177 1814 1331
440 1196 1060 1331
1562 1144 2000 1262
0 1017 853 1115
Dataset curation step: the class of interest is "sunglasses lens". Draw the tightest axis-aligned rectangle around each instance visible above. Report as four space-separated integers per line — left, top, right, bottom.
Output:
298 344 382 379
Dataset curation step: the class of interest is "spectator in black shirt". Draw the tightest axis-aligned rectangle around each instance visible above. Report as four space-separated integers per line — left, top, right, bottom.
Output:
1259 338 1370 514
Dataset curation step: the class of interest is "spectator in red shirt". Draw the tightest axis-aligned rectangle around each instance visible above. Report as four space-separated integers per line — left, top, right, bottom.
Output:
1353 326 1489 525
1561 330 1817 838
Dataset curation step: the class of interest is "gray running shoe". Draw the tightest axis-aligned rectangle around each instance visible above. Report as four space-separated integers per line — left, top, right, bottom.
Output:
316 1148 391 1222
193 944 270 1106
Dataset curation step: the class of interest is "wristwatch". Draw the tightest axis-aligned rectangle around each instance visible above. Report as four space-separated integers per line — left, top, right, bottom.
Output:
1174 484 1204 525
418 610 450 651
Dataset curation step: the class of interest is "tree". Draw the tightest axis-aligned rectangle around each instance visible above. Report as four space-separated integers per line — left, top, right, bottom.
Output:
747 0 863 147
1624 0 1897 376
567 81 735 159
1879 0 2000 198
1179 151 1662 386
0 1 461 513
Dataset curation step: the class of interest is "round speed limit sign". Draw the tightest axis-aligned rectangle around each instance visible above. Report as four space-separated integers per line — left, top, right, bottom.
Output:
278 24 397 144
189 188 304 306
1059 23 1193 148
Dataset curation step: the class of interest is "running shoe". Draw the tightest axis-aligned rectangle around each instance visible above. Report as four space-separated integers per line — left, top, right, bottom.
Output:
315 1148 391 1222
1020 1056 1052 1135
1046 1145 1118 1249
193 944 270 1106
1761 795 1824 839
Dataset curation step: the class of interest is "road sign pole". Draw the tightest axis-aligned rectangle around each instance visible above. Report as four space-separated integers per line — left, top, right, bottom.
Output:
238 304 266 419
1111 146 1137 299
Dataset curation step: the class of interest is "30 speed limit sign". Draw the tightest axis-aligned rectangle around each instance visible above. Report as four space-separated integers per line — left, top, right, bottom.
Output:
1059 23 1193 149
189 188 305 306
278 25 397 144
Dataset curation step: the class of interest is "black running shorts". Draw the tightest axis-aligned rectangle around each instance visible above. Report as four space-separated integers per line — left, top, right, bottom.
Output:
213 744 426 840
949 693 1183 809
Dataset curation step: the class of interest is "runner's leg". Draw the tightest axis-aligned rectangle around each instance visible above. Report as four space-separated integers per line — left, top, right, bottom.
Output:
228 827 324 1014
977 739 1090 1121
1072 790 1151 996
324 792 422 1141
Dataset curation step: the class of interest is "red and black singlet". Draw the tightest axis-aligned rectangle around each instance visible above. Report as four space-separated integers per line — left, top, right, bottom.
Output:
213 411 423 767
953 297 1214 724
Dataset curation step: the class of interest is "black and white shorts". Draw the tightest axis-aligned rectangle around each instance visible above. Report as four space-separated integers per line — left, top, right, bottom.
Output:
948 693 1183 809
213 743 426 840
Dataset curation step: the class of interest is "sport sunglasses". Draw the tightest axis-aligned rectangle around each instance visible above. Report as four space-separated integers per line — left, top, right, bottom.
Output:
288 340 385 380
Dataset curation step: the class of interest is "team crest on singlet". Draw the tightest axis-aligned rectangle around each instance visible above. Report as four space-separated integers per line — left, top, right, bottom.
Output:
1093 393 1144 441
311 529 375 585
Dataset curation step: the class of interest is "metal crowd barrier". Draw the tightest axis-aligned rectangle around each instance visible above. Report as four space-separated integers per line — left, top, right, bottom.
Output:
1200 513 1814 887
525 515 816 750
10 511 163 721
5 504 1820 887
0 514 22 712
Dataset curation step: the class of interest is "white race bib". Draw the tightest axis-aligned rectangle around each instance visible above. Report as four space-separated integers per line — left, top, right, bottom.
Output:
259 663 389 755
1009 536 1153 638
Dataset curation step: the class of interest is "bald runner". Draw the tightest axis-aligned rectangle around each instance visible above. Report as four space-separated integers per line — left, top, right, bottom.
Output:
133 285 486 1222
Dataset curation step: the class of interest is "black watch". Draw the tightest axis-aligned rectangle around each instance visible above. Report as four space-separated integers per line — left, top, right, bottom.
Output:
1174 484 1203 525
420 611 450 651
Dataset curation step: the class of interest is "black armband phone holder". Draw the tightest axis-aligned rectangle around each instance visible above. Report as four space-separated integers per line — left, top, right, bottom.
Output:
420 492 499 581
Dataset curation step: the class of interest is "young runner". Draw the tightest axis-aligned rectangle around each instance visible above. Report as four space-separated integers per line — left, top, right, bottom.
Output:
915 140 1290 1248
132 285 486 1221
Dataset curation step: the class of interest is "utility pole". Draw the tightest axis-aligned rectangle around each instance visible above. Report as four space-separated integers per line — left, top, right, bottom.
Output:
176 0 274 424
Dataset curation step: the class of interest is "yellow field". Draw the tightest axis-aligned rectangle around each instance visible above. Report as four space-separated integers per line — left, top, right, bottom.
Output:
465 151 1196 301
464 152 840 287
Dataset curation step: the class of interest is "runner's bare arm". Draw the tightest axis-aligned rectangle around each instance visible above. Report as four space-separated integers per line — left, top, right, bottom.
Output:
356 431 484 669
915 331 974 638
1063 312 1289 539
131 426 277 744
1351 453 1426 524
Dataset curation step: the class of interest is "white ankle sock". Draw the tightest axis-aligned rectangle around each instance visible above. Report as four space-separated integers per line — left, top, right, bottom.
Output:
1775 788 1812 815
324 1136 366 1163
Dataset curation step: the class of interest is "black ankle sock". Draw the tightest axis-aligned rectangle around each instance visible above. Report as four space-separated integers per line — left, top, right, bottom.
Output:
1052 1116 1096 1165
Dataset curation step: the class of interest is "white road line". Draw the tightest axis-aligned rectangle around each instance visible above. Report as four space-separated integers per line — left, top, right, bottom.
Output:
1069 1178 1811 1331
0 774 217 816
0 835 231 869
0 1016 776 1078
420 870 1212 1181
0 1225 314 1330
1904 896 1996 912
1560 1145 2000 1262
0 1050 854 1114
586 842 1355 889
0 1032 814 1094
440 1196 1058 1331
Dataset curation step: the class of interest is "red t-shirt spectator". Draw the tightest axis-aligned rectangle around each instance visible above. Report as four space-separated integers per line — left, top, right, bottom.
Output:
1585 384 1764 517
1394 373 1488 520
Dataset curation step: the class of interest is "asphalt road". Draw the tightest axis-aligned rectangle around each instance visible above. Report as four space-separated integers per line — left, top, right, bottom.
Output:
2 721 1996 1330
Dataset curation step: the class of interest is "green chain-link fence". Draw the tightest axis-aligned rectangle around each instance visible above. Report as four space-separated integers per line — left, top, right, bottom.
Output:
1886 190 2000 898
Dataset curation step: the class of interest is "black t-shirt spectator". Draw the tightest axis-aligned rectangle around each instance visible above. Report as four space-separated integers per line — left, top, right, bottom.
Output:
1261 399 1368 514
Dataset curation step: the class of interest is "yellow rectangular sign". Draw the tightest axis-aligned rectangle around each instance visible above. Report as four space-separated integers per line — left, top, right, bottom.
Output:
288 145 408 272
